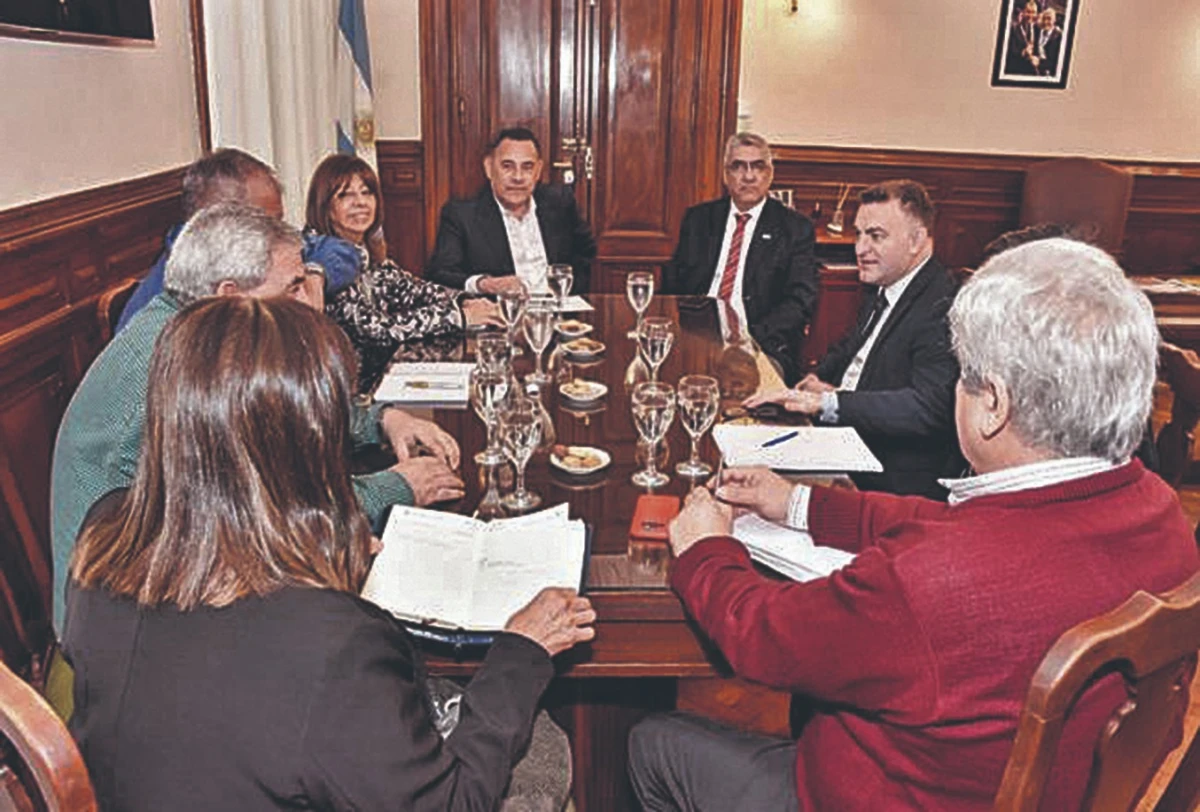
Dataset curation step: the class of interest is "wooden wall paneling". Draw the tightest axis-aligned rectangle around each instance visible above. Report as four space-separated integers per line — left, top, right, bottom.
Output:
376 141 427 272
798 265 863 370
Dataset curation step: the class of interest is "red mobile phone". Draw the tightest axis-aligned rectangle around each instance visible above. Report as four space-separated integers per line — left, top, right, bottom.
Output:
629 494 681 542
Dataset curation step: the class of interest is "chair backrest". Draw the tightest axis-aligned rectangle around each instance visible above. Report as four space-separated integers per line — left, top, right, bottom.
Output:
95 278 139 345
0 659 96 812
1019 157 1134 257
994 570 1200 811
1155 342 1200 490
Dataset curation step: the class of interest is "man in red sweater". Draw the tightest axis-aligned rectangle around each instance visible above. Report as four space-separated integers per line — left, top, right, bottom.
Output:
629 238 1200 811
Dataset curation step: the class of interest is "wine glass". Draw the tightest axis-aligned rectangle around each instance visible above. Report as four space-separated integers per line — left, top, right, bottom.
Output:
499 395 543 511
626 271 654 339
497 284 529 357
470 365 510 466
676 375 720 478
548 264 574 311
636 316 675 382
475 332 511 373
631 381 675 488
523 295 557 385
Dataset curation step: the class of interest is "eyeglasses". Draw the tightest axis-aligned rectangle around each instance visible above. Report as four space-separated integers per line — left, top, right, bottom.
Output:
726 159 771 176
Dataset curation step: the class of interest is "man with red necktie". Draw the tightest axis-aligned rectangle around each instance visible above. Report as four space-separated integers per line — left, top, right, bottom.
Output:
662 132 820 384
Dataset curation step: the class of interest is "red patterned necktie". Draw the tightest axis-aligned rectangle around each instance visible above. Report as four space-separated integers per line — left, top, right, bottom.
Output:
717 213 751 302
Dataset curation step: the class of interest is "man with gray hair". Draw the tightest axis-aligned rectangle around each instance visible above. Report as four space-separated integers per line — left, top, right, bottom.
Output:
116 148 360 331
51 204 463 632
662 132 819 382
629 238 1199 810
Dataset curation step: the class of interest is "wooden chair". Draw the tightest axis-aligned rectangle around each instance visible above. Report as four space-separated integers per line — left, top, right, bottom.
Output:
0 659 96 811
94 277 139 345
1156 342 1200 490
1020 157 1134 257
994 570 1200 811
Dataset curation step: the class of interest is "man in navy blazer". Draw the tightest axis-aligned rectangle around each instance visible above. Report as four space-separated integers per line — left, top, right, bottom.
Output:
426 128 596 294
747 180 961 498
661 132 820 383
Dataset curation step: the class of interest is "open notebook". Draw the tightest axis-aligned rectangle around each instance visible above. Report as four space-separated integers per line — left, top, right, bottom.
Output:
361 504 587 632
733 513 854 582
713 424 882 472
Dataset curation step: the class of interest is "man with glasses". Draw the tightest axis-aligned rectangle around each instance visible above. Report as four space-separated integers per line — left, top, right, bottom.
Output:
662 132 820 383
426 127 596 294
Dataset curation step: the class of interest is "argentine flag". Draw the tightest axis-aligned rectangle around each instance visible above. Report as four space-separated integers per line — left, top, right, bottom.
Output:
337 0 376 167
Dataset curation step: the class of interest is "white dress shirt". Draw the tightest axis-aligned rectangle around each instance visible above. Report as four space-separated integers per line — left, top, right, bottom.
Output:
465 195 550 294
784 456 1120 530
706 197 767 327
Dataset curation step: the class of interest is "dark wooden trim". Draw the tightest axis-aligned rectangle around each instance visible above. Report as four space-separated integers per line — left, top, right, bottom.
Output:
376 140 427 271
418 0 451 256
0 168 185 248
188 0 213 154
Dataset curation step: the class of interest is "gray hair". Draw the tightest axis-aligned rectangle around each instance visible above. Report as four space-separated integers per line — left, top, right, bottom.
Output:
723 132 773 166
164 203 302 304
181 148 281 218
950 238 1158 462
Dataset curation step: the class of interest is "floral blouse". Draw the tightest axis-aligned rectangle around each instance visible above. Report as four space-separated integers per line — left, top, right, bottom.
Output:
325 246 464 391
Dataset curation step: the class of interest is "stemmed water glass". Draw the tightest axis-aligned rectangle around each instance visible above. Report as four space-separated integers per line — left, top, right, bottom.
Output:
499 395 543 511
497 284 529 357
676 375 720 478
637 316 675 382
524 294 557 385
631 381 676 488
548 264 574 311
626 271 654 338
475 332 511 372
470 365 510 466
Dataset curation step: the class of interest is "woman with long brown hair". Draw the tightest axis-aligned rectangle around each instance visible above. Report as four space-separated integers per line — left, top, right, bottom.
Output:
306 153 501 390
63 296 592 811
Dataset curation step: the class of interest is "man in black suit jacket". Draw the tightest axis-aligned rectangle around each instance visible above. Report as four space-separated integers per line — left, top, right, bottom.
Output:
662 132 819 383
426 128 596 294
747 180 961 498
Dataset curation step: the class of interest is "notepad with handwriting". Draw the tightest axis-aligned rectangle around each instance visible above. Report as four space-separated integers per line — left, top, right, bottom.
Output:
733 513 854 582
361 504 587 631
712 424 882 472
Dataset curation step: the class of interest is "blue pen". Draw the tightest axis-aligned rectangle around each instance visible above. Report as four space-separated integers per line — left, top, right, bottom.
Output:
760 430 799 449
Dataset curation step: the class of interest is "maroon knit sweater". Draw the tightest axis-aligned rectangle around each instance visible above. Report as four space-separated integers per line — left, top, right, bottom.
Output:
671 461 1199 810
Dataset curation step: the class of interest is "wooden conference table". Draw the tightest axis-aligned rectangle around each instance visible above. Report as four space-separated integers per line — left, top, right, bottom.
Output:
390 294 793 811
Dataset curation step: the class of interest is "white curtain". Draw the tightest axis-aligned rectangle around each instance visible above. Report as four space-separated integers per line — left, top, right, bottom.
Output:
203 0 376 226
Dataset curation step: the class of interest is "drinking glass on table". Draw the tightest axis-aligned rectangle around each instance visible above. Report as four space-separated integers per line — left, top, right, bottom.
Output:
548 264 574 311
636 316 675 382
631 381 675 488
499 395 543 511
475 332 512 374
676 374 720 478
497 284 529 356
470 365 510 466
626 271 654 339
524 294 557 385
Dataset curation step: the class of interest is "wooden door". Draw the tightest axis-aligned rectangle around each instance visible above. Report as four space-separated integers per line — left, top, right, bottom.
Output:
419 0 742 289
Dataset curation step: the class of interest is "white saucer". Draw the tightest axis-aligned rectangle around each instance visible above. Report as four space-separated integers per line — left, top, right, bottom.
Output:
550 445 613 476
559 379 608 403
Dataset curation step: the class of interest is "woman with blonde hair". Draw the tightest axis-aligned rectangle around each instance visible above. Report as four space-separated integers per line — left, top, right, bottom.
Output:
306 153 501 390
64 296 591 811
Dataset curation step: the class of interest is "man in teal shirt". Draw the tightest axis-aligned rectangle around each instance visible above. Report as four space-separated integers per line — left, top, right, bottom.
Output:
51 203 465 631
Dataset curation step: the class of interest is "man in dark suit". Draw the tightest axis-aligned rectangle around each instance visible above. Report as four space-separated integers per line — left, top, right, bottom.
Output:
662 132 819 383
426 127 596 294
746 180 960 498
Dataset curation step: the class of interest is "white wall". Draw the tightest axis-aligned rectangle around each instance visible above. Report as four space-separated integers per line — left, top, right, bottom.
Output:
0 0 201 210
365 0 421 139
739 0 1200 161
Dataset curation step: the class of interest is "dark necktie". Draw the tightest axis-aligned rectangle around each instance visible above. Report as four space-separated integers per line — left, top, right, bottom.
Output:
851 289 889 354
717 214 751 302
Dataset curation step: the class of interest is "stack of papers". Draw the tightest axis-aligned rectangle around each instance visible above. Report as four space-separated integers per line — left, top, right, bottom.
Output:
712 424 882 472
373 362 474 405
734 513 854 582
362 504 587 631
555 295 594 313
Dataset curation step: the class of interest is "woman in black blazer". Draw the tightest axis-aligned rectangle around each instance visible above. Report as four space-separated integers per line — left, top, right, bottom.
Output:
63 296 594 811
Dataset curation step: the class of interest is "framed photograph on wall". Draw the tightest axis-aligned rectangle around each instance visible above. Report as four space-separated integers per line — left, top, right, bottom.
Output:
991 0 1080 89
0 0 154 46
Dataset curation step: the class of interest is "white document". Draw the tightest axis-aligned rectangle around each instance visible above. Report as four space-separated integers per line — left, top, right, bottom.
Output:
361 504 587 631
555 295 594 313
373 362 474 405
712 424 883 472
733 513 854 583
